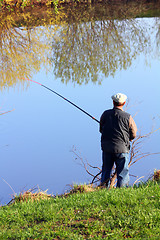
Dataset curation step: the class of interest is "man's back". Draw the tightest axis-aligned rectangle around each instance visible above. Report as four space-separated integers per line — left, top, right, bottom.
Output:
100 108 131 153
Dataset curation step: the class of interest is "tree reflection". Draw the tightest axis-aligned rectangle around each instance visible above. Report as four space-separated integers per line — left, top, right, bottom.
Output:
0 9 64 89
51 17 155 84
50 2 160 84
0 24 43 88
0 3 160 89
155 18 160 57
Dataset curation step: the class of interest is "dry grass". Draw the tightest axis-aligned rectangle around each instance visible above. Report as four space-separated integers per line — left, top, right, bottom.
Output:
8 188 54 205
7 184 96 205
64 184 96 197
153 170 160 181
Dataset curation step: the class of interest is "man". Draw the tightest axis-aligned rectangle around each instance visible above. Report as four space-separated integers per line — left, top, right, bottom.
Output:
100 93 137 188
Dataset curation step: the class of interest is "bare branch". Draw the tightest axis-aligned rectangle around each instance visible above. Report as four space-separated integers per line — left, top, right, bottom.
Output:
1 177 16 195
71 147 96 179
91 171 102 184
133 176 144 186
0 109 15 115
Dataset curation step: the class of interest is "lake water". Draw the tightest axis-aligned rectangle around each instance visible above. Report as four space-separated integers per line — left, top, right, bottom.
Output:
0 2 160 205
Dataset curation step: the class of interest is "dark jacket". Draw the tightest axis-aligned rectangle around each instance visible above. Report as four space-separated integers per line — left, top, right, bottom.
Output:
100 107 137 153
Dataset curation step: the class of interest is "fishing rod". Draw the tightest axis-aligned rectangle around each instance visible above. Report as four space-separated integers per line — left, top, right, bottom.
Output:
26 79 100 124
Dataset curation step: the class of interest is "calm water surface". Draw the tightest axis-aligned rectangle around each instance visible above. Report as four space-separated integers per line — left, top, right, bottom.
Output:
0 2 160 204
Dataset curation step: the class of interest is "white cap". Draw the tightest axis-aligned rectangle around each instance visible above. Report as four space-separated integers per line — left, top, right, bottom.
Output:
111 93 127 103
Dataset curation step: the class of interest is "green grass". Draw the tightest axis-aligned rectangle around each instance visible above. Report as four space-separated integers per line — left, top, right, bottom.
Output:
0 181 160 239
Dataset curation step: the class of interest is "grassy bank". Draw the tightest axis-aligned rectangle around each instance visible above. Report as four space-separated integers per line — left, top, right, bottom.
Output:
0 181 160 239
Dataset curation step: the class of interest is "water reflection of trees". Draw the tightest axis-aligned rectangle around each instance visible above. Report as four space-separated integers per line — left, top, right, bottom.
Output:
0 10 63 88
155 18 160 56
51 18 153 84
0 25 43 88
0 17 46 88
0 3 160 88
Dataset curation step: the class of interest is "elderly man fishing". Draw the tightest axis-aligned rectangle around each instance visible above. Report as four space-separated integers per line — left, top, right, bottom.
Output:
100 93 137 188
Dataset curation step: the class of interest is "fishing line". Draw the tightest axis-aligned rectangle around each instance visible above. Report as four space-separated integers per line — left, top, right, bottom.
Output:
25 79 100 123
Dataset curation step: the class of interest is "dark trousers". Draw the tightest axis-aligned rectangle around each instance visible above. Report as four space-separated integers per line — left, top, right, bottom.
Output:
101 152 129 187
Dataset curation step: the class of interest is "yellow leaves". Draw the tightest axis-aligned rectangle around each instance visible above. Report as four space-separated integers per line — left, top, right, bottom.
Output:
0 26 49 89
0 8 67 89
4 0 12 3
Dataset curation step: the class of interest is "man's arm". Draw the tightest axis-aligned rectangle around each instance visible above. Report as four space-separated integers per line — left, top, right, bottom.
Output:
129 116 137 141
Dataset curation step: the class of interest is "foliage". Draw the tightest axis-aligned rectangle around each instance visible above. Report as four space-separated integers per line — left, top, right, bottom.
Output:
0 8 66 89
0 0 61 11
50 5 157 85
0 2 160 89
0 181 160 239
